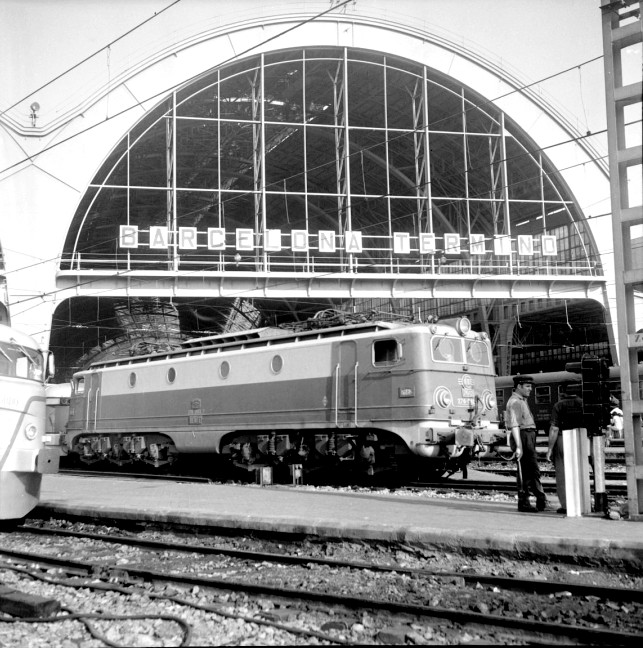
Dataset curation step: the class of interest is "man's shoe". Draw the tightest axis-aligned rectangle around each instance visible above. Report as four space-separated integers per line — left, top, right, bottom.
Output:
556 508 567 514
518 504 536 512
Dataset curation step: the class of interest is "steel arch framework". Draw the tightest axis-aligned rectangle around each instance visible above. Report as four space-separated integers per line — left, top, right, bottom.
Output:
57 47 604 302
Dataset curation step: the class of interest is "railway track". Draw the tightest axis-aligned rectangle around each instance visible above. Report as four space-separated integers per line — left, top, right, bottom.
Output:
58 467 629 497
408 480 628 496
0 522 641 645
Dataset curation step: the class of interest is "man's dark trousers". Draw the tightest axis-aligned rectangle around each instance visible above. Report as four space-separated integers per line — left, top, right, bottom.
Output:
517 428 546 509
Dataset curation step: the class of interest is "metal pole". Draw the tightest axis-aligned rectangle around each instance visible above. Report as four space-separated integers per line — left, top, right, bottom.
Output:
592 433 608 514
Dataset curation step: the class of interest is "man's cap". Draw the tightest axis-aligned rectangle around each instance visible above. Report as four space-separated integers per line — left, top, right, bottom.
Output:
513 374 535 387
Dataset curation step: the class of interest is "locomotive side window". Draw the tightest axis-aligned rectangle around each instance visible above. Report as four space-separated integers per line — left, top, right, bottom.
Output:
219 361 230 379
129 372 137 388
534 385 550 404
465 340 490 366
167 367 176 383
270 355 283 373
75 377 85 394
373 339 400 365
431 336 463 363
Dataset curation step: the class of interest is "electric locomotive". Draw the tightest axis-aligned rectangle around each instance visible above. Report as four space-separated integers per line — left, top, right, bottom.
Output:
0 324 59 520
65 316 504 478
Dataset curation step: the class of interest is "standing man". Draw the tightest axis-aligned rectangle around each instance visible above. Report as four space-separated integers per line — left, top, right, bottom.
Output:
505 375 548 512
607 395 623 445
546 382 584 514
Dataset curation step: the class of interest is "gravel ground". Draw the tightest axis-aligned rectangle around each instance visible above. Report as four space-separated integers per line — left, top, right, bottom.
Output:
0 469 638 647
1 498 641 647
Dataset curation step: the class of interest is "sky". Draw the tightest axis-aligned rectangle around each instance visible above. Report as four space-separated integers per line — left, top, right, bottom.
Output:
0 0 613 140
1 0 640 222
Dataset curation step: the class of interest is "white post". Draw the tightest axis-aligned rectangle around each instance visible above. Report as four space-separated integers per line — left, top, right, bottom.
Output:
563 428 591 517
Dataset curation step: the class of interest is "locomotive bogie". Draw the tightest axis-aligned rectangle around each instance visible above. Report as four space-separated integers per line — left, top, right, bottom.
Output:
65 319 502 476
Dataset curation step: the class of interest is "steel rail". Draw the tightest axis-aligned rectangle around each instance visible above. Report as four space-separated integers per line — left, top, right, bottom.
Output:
17 524 643 603
408 480 628 496
0 543 639 645
57 467 628 495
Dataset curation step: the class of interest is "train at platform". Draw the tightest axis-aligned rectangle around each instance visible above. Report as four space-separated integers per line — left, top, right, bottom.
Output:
64 314 504 479
495 364 642 436
0 323 59 520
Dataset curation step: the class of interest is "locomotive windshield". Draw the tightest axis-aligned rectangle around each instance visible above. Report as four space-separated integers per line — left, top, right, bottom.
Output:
432 336 490 367
0 340 44 381
465 340 491 366
431 336 463 363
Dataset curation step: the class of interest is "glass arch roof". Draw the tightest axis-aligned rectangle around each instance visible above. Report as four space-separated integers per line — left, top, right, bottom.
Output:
62 47 597 277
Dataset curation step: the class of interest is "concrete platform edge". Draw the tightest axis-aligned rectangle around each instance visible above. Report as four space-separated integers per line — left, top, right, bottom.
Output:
34 503 643 569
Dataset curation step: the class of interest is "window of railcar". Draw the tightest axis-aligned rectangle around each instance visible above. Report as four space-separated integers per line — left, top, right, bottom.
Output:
534 386 551 404
75 377 85 394
129 372 137 388
431 336 463 363
0 342 14 376
465 339 490 366
373 339 400 366
219 361 230 379
0 342 43 380
167 367 176 384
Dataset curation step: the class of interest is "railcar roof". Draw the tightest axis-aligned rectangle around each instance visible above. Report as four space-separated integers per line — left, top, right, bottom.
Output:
86 320 410 370
0 323 41 349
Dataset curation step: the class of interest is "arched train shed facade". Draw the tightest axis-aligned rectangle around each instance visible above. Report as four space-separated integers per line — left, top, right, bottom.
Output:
0 11 615 380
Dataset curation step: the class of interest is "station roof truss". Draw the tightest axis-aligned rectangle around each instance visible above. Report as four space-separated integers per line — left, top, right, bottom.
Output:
58 47 604 301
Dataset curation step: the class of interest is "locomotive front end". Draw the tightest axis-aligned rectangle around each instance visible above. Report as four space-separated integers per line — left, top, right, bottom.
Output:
411 318 503 474
0 326 59 520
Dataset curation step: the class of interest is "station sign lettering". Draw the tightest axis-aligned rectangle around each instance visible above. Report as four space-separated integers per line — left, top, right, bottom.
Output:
119 225 558 257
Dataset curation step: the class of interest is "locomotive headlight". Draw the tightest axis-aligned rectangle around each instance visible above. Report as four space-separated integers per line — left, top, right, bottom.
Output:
434 386 453 409
481 390 496 411
456 317 471 336
24 423 38 440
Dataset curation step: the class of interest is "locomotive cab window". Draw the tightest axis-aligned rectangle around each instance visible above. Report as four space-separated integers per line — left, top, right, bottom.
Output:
465 340 490 366
373 339 400 366
432 336 463 363
74 377 85 394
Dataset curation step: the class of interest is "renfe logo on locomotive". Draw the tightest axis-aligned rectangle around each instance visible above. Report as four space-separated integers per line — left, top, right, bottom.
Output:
119 226 559 257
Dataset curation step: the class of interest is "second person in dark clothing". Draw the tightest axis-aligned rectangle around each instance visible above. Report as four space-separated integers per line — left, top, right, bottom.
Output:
546 382 584 514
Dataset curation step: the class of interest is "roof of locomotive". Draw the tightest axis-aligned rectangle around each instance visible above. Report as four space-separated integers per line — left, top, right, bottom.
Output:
179 321 405 349
85 319 416 370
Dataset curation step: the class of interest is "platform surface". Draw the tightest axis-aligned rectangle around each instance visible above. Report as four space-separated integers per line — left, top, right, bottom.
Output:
36 473 642 567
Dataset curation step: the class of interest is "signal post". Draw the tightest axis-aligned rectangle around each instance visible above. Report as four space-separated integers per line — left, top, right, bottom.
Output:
565 356 612 515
